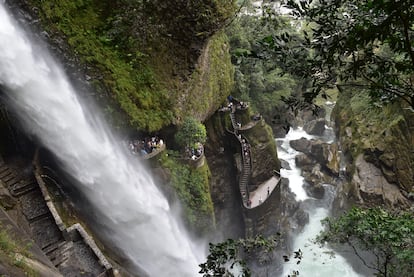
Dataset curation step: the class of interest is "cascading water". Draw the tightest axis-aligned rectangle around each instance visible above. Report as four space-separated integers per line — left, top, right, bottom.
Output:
0 3 201 276
277 126 365 277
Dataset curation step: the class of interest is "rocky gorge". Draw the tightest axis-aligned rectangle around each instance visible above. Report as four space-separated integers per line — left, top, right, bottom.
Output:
0 1 413 277
0 1 306 276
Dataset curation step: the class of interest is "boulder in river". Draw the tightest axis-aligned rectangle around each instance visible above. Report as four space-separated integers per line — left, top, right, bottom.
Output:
303 118 326 136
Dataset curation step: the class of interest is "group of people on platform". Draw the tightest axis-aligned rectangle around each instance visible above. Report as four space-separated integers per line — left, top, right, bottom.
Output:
227 97 248 110
128 136 164 156
186 143 203 160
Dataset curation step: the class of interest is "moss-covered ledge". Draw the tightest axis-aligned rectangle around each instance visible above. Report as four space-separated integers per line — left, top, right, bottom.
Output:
175 32 235 122
158 151 215 236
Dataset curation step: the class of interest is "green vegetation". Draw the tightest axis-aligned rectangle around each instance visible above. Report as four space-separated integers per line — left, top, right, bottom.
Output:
181 31 235 120
159 151 215 235
28 0 239 131
0 224 38 276
30 0 173 132
333 87 404 158
175 117 207 148
199 235 279 277
275 0 414 109
318 207 414 277
226 11 304 121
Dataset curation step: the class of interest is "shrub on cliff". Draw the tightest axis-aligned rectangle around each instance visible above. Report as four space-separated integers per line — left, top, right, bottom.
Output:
175 117 207 149
318 207 414 277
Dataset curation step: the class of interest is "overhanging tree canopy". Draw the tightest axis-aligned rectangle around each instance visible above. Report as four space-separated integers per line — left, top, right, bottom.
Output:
318 207 414 277
175 117 207 148
265 0 414 109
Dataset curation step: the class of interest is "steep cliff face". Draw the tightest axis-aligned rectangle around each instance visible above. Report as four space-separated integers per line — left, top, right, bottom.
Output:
204 110 245 238
332 88 414 210
7 0 236 132
204 105 299 245
175 32 234 122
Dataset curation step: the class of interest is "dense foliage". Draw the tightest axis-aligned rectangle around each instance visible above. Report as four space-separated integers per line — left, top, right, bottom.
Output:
269 0 414 109
199 235 279 277
30 0 173 131
226 10 303 121
318 207 414 277
175 117 207 148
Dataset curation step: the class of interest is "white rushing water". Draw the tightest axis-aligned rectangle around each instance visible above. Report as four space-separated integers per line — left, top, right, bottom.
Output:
277 128 364 277
0 3 201 276
277 127 314 201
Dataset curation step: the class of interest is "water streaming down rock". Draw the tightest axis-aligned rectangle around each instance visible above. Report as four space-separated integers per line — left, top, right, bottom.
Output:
0 3 201 276
277 127 313 201
277 127 364 277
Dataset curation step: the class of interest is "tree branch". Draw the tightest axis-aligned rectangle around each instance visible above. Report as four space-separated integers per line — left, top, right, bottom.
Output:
398 11 414 68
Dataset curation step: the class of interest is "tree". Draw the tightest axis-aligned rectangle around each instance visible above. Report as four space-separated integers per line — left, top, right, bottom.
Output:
175 117 207 148
266 0 414 110
199 235 279 277
225 9 305 121
317 207 414 277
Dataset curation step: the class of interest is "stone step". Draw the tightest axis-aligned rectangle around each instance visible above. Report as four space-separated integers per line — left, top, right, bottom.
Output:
28 212 51 224
42 240 67 255
5 177 20 189
9 181 37 197
30 217 63 249
20 191 50 221
0 170 14 181
0 165 10 175
3 173 17 184
44 241 73 267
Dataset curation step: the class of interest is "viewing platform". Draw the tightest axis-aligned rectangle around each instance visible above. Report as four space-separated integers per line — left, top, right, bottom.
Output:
247 174 280 208
186 143 205 168
127 136 166 160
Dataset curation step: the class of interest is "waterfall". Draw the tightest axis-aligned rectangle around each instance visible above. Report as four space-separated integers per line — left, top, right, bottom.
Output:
277 127 366 277
0 3 201 276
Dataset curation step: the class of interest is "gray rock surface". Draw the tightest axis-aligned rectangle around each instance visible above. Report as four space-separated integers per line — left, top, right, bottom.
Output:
352 154 410 208
303 118 326 136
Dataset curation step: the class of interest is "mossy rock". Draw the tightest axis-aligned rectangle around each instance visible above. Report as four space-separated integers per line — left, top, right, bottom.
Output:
243 119 280 186
158 151 215 236
333 87 414 194
175 32 235 122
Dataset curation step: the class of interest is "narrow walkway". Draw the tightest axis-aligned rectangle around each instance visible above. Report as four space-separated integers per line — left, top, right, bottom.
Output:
227 103 253 207
0 159 73 270
0 156 110 276
220 99 280 209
